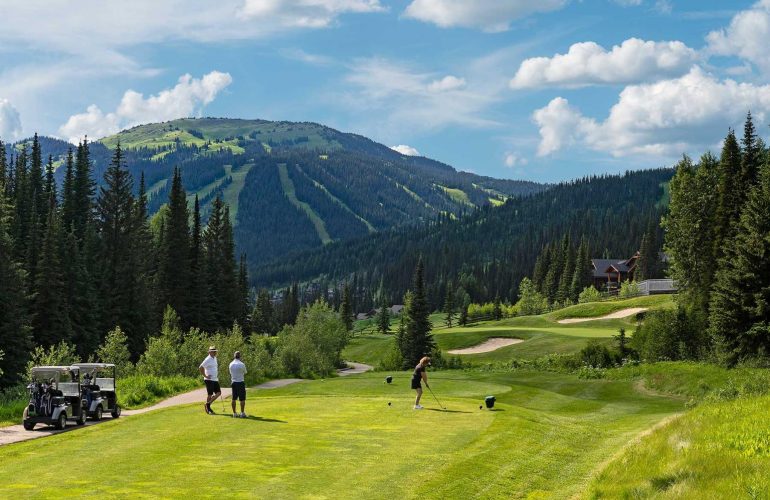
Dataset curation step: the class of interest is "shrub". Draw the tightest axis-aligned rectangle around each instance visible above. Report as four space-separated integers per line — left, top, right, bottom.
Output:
516 278 549 316
25 342 79 376
118 375 200 409
580 340 617 368
97 327 134 376
379 345 405 371
577 366 607 379
631 307 708 362
619 281 641 298
578 286 602 304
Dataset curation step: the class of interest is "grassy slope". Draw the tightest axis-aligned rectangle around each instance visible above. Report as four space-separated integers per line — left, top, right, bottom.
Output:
590 362 770 498
278 163 331 244
222 163 254 224
436 185 473 206
0 371 681 498
297 165 375 233
345 296 675 367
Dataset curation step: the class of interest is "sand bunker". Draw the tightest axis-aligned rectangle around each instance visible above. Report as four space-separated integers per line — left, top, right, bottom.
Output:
448 337 524 354
557 307 648 324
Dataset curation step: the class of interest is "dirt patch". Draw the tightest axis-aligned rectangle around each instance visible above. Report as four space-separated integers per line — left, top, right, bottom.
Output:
557 307 648 324
447 337 524 355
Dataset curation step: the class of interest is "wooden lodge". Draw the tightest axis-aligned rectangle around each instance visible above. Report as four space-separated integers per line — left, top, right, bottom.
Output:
591 252 639 290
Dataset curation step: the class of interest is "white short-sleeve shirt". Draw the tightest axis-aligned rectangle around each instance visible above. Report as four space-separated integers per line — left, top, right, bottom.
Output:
229 359 248 383
199 355 218 381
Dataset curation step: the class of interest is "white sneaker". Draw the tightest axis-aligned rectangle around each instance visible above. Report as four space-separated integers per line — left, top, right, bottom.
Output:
240 412 247 418
413 405 423 410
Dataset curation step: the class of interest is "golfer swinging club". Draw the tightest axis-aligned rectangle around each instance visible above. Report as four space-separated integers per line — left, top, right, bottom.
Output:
229 351 248 418
412 356 431 410
199 346 221 415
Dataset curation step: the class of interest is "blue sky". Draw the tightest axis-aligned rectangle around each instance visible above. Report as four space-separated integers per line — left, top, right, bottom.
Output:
0 0 767 182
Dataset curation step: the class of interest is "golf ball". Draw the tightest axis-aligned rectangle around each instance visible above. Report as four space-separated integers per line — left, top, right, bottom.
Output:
388 402 391 406
479 405 483 410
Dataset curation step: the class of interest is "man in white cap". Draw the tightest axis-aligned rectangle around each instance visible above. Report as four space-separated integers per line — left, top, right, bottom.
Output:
229 351 248 418
199 346 221 415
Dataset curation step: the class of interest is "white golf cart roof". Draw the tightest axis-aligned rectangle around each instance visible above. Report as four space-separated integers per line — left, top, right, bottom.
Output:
31 366 78 373
71 363 116 369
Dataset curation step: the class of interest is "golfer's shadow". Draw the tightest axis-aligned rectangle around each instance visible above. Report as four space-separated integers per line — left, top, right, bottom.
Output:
425 408 472 414
214 414 287 423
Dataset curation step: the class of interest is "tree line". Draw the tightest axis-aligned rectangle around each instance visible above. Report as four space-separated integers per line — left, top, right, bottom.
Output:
0 136 249 387
658 112 770 365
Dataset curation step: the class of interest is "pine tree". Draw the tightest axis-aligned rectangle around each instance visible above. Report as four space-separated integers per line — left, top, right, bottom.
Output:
32 194 72 346
220 205 239 325
401 258 434 367
570 239 591 302
340 283 353 331
377 295 391 334
0 173 32 387
160 168 189 324
557 241 575 304
62 227 99 358
96 143 135 337
443 284 455 327
741 111 760 189
73 139 95 241
237 254 250 328
251 288 275 335
29 133 45 222
532 244 551 293
61 148 76 231
709 162 770 362
188 195 208 329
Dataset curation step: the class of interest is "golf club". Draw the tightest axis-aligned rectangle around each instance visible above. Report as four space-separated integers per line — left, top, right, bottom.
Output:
426 384 446 410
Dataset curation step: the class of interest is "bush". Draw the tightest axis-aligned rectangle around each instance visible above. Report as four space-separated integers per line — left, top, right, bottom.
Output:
274 300 349 378
578 286 602 304
25 342 79 376
515 278 549 316
379 345 405 371
577 366 607 379
631 307 708 362
619 281 641 298
0 385 27 426
97 327 134 377
580 340 617 368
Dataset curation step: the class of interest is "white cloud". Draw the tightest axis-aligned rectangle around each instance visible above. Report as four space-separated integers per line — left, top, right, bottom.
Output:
504 152 528 167
59 71 232 143
341 58 499 136
533 67 770 157
511 38 698 89
654 0 673 14
391 144 422 156
612 0 642 5
428 76 467 92
706 0 770 73
0 99 23 141
239 0 385 26
403 0 567 32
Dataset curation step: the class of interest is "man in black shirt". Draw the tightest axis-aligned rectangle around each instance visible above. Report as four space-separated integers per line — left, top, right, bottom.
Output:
411 356 431 409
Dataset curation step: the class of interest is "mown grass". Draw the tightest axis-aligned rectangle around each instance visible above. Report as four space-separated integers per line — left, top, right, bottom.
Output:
547 294 675 321
0 370 681 498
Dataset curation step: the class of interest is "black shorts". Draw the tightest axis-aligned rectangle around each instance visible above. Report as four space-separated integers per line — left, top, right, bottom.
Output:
204 379 221 395
231 382 246 401
411 379 422 390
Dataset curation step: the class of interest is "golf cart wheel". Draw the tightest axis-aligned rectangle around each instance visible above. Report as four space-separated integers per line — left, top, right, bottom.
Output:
111 405 121 419
94 405 103 421
77 411 86 426
55 413 67 430
23 421 35 431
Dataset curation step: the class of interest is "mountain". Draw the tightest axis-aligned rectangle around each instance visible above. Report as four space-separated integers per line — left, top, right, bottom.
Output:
6 118 544 269
252 168 675 310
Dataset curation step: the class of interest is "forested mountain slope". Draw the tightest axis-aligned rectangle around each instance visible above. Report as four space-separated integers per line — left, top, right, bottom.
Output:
5 118 543 267
253 168 674 309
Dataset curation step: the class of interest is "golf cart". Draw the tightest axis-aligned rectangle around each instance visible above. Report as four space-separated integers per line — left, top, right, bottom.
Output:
71 363 121 420
23 366 87 431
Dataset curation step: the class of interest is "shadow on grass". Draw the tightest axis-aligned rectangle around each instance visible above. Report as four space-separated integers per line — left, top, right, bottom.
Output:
213 414 287 423
425 408 472 414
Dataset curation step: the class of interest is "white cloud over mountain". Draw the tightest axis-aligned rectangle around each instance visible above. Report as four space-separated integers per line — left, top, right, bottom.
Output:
239 0 385 27
0 99 23 141
403 0 567 32
511 38 698 89
391 145 422 156
59 71 232 143
533 67 770 157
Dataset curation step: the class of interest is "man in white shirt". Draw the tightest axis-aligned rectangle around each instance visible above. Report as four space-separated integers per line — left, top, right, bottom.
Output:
229 351 248 418
198 346 221 415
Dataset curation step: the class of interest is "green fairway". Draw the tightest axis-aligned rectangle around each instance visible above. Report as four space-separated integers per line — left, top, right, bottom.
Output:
0 371 681 499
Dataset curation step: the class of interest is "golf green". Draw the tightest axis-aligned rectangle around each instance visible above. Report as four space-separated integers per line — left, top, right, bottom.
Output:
0 371 682 498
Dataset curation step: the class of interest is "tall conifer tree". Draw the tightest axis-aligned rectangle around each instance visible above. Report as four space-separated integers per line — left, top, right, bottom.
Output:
402 258 434 367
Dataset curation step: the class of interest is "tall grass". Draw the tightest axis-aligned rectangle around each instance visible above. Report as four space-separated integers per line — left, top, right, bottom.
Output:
0 385 27 427
118 375 200 409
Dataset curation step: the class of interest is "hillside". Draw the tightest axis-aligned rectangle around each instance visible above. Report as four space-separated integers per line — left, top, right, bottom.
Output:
253 168 674 307
5 118 543 266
